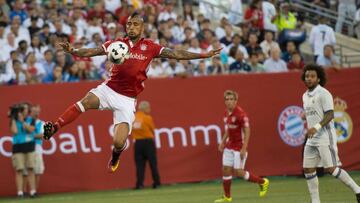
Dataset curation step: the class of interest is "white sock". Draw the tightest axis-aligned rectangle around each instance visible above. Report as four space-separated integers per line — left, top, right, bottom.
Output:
243 171 250 180
30 190 36 195
332 167 360 194
305 172 320 203
17 191 23 196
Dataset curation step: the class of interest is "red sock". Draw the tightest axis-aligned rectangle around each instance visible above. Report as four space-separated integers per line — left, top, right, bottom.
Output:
223 176 232 198
246 171 264 184
55 104 83 129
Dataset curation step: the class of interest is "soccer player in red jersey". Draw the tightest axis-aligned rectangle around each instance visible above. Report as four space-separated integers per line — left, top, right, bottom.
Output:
42 13 222 173
214 90 269 203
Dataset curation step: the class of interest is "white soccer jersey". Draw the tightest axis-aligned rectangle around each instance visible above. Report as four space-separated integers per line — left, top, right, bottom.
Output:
309 24 336 56
303 85 337 146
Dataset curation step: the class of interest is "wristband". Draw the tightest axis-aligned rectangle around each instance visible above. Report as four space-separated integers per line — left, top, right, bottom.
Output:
313 123 322 131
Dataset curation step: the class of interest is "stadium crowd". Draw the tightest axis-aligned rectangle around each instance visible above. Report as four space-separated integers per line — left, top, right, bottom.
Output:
0 0 343 85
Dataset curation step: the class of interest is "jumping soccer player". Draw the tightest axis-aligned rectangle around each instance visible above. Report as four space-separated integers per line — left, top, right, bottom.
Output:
42 13 221 173
214 90 269 203
302 64 360 203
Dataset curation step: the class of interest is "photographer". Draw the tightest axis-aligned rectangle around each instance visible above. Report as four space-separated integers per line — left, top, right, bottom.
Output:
9 103 37 198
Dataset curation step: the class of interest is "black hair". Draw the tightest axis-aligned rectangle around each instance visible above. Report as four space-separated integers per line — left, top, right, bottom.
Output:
301 64 327 86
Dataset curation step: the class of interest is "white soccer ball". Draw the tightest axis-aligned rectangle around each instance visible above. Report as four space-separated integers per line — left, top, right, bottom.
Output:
107 41 129 64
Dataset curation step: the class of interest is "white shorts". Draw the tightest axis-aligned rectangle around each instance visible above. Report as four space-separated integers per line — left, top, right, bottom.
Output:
303 145 341 168
90 83 136 133
34 145 44 175
223 148 248 169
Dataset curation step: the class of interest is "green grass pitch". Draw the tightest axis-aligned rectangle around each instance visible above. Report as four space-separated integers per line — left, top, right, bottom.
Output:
1 172 359 203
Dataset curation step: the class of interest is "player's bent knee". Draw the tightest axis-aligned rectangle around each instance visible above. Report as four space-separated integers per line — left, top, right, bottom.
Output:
80 92 100 110
236 169 245 177
324 167 336 174
303 168 317 174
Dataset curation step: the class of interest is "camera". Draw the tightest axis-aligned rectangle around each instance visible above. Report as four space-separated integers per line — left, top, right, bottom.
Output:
8 104 24 120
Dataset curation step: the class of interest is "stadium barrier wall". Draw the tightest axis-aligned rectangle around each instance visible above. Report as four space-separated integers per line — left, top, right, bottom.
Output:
0 69 359 196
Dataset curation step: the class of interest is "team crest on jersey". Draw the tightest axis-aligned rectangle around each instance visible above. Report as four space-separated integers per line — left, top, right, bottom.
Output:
277 106 307 147
334 97 353 143
140 44 147 51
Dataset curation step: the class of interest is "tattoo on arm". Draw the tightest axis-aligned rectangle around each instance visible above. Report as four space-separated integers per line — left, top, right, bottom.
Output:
72 47 106 57
320 110 334 127
158 48 205 60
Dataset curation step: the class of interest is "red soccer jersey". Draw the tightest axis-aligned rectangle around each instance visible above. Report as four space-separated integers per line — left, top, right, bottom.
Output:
102 37 164 97
224 106 250 151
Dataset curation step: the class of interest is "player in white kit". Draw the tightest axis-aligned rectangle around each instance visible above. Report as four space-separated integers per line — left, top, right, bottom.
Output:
301 64 360 203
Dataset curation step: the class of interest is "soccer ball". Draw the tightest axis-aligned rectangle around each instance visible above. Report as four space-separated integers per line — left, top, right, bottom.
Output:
107 41 130 64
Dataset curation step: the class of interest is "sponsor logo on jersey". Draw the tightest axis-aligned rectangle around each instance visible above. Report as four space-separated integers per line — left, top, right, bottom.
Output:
334 97 353 143
140 44 147 51
129 53 147 60
278 106 306 147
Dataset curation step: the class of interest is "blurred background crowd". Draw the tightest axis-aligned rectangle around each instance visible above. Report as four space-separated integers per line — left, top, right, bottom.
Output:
0 0 358 85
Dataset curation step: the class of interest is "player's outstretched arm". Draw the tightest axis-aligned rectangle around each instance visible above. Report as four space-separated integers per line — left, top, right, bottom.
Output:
59 42 106 57
157 47 222 60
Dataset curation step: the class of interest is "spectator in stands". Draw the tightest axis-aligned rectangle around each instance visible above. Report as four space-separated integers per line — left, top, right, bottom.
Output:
28 16 41 39
244 0 264 34
10 59 28 85
195 60 209 76
262 0 278 33
132 101 161 190
10 102 37 197
29 35 46 62
272 2 297 32
63 62 80 82
41 50 56 83
208 56 226 75
183 2 198 32
226 34 249 60
216 14 229 39
249 52 265 72
38 24 51 45
17 40 31 62
9 0 28 24
200 28 214 50
281 41 297 62
260 30 280 58
158 0 177 22
88 2 106 21
263 47 288 72
309 16 336 61
246 32 262 54
287 51 304 71
86 17 105 42
335 0 356 36
147 58 166 78
229 50 251 73
163 58 187 77
0 0 10 23
316 44 340 69
24 52 45 84
71 8 87 40
354 6 360 39
220 24 234 46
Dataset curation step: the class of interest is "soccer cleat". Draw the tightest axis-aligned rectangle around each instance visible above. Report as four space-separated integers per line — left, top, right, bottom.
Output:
214 195 232 203
356 193 360 203
259 178 269 197
107 150 121 173
43 122 58 140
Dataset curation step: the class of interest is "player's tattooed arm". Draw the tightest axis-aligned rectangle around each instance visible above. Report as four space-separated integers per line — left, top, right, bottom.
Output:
320 110 334 127
59 42 106 57
158 48 222 60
